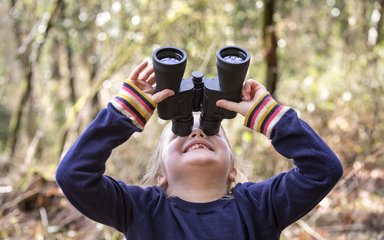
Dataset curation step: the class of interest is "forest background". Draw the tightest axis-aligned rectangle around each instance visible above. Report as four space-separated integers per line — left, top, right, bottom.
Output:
0 0 383 239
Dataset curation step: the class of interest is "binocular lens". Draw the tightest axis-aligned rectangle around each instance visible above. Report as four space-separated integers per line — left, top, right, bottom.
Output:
216 46 250 93
156 50 184 64
159 57 181 64
222 55 244 64
155 48 185 66
219 47 249 64
153 47 187 92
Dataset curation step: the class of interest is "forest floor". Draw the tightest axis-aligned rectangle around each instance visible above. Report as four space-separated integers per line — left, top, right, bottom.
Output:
0 165 383 240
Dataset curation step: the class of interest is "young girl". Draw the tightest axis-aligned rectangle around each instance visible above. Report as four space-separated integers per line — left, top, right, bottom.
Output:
56 60 343 239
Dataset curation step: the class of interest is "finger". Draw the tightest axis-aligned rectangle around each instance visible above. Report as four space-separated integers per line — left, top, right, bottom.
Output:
247 81 266 99
242 91 250 101
152 89 175 104
138 64 154 81
246 80 252 92
253 85 268 100
216 99 240 113
251 84 261 96
252 82 263 91
246 80 257 92
129 60 149 80
146 72 156 85
242 81 252 100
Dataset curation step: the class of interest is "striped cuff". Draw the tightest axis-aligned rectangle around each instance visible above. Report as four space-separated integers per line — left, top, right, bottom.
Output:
244 93 290 139
110 80 157 130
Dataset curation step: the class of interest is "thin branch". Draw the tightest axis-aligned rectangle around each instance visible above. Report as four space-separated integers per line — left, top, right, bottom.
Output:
0 187 40 215
296 220 327 240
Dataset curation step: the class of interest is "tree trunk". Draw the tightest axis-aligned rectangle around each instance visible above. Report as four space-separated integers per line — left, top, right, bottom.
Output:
6 0 32 157
6 0 63 157
6 58 33 157
90 58 100 119
263 0 278 97
57 0 77 157
376 0 384 45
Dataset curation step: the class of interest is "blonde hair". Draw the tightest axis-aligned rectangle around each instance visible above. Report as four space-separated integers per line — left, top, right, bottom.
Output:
141 121 246 191
141 123 173 188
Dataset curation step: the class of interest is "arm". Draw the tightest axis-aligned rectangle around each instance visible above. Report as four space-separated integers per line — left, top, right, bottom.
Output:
217 80 343 231
56 104 141 232
56 60 173 232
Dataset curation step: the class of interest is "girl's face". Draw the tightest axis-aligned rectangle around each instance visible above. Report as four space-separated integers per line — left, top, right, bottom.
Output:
160 117 235 187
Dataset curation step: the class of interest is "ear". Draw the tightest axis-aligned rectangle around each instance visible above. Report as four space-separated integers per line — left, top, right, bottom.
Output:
157 175 168 190
228 167 237 182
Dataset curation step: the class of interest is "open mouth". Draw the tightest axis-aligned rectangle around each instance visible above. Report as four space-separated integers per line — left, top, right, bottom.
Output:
184 142 214 153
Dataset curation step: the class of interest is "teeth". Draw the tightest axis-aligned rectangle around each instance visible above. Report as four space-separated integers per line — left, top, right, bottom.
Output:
186 143 208 152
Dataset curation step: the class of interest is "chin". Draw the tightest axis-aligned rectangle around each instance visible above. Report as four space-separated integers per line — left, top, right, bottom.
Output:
182 151 218 165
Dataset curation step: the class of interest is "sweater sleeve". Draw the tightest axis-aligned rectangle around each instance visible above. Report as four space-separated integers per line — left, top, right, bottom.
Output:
240 97 343 231
55 104 161 233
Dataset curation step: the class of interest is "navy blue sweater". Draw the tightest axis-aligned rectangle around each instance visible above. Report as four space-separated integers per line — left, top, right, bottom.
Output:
56 104 343 239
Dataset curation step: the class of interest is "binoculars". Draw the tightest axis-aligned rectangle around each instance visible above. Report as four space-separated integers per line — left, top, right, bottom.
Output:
153 46 250 136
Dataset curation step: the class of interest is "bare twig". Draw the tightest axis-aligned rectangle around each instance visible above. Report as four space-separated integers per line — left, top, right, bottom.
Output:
296 219 327 240
0 187 40 215
39 207 49 230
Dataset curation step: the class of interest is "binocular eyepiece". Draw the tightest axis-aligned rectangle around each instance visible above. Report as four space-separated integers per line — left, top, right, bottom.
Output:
153 46 250 136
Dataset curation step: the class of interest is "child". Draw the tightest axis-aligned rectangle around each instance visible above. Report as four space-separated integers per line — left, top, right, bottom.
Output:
56 60 343 239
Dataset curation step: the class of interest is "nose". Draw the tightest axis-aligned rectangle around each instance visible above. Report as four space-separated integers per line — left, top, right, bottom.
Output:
189 128 206 139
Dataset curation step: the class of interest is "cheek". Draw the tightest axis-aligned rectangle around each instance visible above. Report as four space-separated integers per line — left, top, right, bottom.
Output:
161 141 185 179
162 140 182 164
216 141 233 167
216 140 231 157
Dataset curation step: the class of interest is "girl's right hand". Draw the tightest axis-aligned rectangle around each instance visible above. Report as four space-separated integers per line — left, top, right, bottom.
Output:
216 79 269 117
110 60 174 130
128 60 175 104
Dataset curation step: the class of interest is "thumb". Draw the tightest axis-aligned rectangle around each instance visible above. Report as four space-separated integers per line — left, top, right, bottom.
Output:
152 89 175 104
216 99 241 113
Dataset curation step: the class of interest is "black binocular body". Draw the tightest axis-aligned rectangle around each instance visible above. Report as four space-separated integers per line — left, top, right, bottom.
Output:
153 46 250 136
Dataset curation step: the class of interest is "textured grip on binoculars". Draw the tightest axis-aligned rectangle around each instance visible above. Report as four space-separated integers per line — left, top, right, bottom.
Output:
110 80 157 130
244 93 290 139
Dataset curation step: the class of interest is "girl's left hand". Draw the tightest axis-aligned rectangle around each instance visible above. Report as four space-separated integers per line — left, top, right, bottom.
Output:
129 60 174 104
216 79 268 117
